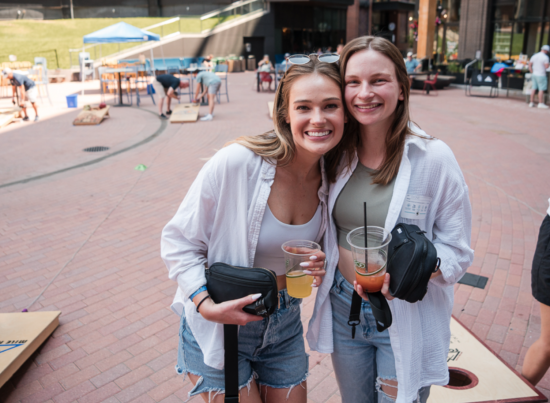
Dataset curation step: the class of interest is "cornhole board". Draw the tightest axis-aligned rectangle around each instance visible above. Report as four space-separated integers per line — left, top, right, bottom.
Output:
268 101 274 119
427 316 546 403
0 107 22 128
73 106 110 126
170 103 200 123
0 311 61 388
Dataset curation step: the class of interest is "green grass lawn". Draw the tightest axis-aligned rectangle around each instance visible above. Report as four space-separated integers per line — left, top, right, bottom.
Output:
0 17 215 69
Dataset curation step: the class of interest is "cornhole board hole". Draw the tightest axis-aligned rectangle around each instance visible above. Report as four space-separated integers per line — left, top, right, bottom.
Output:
0 311 61 388
170 103 200 123
73 105 110 126
427 316 546 403
268 101 274 119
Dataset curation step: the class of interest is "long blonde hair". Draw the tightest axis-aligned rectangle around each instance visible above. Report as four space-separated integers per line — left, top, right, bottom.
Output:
231 57 343 177
325 36 413 185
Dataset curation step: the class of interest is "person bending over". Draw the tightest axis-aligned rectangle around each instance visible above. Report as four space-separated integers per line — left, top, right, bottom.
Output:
2 67 39 122
152 74 189 119
192 70 222 121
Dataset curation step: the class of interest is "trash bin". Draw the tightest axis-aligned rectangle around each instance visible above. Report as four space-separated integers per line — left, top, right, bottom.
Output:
66 94 78 108
247 56 256 71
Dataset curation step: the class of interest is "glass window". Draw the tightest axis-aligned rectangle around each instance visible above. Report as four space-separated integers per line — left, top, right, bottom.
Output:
525 22 542 55
493 22 513 60
511 22 525 59
494 3 516 21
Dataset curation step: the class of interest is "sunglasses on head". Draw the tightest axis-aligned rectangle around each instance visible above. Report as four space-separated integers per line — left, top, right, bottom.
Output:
286 53 340 65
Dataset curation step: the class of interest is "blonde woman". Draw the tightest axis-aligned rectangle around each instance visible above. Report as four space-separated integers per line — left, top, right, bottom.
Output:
162 55 344 403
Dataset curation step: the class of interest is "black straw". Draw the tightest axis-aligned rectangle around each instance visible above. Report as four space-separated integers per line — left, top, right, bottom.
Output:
363 202 368 270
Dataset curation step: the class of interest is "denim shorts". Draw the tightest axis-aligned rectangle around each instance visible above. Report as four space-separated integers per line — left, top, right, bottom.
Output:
532 75 548 91
176 288 308 400
330 269 430 403
208 82 221 94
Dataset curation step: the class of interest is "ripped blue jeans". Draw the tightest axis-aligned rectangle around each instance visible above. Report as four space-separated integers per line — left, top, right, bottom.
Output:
176 289 309 401
330 269 430 403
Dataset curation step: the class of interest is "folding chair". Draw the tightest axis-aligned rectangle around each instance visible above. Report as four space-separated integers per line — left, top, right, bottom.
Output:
465 69 499 98
98 66 118 103
79 52 95 81
214 64 229 103
33 57 52 105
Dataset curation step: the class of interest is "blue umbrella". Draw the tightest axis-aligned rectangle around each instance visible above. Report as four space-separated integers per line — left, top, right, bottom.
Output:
81 22 161 95
83 22 160 44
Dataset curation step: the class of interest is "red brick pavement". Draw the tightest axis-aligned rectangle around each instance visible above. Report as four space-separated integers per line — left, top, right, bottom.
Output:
1 74 550 402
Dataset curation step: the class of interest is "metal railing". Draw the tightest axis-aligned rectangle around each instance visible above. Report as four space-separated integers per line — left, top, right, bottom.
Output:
69 0 266 68
200 0 266 33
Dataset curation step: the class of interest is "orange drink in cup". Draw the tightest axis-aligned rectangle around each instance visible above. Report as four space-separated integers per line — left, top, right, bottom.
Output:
282 240 321 298
347 227 391 293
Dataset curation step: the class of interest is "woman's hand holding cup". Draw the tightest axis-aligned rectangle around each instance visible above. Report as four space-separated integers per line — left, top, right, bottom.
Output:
300 250 326 287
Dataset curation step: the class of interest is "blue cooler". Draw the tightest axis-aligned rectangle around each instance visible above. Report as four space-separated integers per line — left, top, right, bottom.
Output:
66 94 78 108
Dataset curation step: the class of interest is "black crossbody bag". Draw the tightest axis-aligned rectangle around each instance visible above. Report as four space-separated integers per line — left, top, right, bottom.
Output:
348 223 440 337
205 263 278 403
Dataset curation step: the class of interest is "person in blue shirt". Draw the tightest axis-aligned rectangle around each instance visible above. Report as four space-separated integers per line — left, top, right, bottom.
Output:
2 67 39 122
192 70 222 121
405 52 422 87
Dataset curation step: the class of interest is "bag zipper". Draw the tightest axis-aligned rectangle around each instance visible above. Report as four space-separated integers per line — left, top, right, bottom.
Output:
225 263 277 281
208 271 274 287
402 232 428 300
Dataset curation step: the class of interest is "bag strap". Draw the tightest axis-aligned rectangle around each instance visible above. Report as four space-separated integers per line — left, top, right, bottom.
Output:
348 290 393 337
348 290 363 339
223 324 239 403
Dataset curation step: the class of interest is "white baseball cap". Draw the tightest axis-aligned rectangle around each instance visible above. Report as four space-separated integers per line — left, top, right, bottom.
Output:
407 52 413 57
542 45 550 52
2 67 12 78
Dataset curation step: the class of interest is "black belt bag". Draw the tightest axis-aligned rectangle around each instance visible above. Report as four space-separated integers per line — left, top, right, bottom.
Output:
205 262 278 403
387 223 441 303
347 223 441 337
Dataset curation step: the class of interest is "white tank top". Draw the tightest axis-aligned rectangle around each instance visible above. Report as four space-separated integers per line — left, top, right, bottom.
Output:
254 203 322 276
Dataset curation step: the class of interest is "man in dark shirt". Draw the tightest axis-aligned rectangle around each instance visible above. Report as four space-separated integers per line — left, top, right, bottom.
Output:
151 74 189 119
2 67 39 122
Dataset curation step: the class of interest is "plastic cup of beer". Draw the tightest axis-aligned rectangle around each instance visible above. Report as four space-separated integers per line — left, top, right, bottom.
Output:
346 226 392 293
282 240 321 298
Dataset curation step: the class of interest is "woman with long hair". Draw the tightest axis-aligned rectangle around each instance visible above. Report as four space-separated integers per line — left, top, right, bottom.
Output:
306 36 474 402
161 55 345 403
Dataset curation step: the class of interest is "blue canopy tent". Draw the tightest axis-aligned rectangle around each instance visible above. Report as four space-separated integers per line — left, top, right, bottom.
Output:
81 22 161 96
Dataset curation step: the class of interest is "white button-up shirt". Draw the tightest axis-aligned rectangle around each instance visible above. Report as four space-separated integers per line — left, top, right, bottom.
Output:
307 126 474 403
161 143 328 370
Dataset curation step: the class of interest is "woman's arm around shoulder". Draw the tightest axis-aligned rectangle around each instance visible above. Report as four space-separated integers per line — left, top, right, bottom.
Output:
425 139 474 287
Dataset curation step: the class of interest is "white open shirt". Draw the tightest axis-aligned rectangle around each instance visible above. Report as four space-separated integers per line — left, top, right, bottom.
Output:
161 143 328 370
307 125 474 403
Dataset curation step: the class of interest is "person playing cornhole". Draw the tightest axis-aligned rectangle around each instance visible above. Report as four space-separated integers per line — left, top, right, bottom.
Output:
2 67 39 122
152 74 190 119
192 70 221 121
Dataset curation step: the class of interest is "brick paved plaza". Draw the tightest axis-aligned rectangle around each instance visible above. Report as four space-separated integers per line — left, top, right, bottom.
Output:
1 73 550 403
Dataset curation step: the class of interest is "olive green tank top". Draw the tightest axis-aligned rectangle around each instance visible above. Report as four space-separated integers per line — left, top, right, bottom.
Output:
333 163 396 250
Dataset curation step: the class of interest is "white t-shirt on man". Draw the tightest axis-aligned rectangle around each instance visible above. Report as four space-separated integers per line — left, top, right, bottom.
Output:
530 51 550 76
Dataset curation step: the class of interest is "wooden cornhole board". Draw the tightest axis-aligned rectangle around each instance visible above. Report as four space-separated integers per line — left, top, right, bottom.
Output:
0 311 61 388
170 103 200 123
0 106 22 128
268 101 274 119
73 105 110 126
427 316 546 403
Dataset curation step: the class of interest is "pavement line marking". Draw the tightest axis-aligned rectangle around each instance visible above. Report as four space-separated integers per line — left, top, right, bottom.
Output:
0 107 168 190
22 117 178 312
464 170 545 218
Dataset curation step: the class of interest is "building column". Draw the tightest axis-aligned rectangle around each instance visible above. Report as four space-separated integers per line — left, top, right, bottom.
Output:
458 0 491 59
346 0 360 43
416 0 437 59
